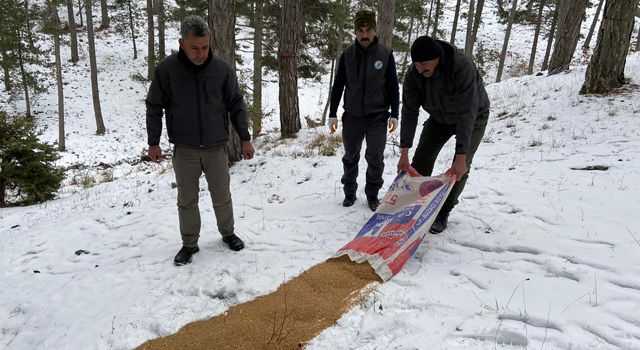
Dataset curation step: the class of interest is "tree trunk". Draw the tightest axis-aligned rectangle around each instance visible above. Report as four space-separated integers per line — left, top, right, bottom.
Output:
401 14 416 73
377 0 396 48
636 20 640 52
65 0 79 63
431 0 441 37
278 0 301 138
496 0 518 82
321 57 334 125
464 0 476 54
425 0 434 36
77 0 83 26
469 0 485 53
156 0 165 60
528 0 545 74
580 0 635 94
52 5 65 151
127 0 137 59
542 0 559 70
324 0 347 125
1 51 11 92
209 0 243 162
85 0 106 134
100 0 109 29
24 0 35 48
450 0 461 44
16 43 31 119
252 0 263 137
547 0 587 74
583 0 604 50
146 0 155 80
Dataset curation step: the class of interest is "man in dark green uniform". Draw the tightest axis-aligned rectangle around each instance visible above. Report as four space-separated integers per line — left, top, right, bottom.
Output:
329 10 400 212
397 35 490 234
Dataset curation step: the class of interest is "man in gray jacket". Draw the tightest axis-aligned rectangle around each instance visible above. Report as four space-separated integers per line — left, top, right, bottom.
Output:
146 16 254 265
329 10 400 212
397 35 490 234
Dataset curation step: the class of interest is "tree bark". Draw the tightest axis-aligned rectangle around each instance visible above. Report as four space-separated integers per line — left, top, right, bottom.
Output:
65 0 79 63
496 0 518 82
580 0 635 94
252 0 263 137
542 0 559 70
583 0 604 50
377 0 396 48
146 0 155 80
100 0 109 29
469 0 485 53
85 0 106 134
127 0 137 59
450 0 461 44
464 0 476 54
278 0 301 138
77 0 83 26
528 0 545 74
431 0 441 37
209 0 243 162
547 0 587 74
16 45 31 119
50 2 65 150
155 0 165 60
636 19 640 52
1 51 11 92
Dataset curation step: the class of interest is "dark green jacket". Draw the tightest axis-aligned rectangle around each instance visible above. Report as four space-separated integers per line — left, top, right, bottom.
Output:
329 37 399 119
146 49 250 148
400 40 489 154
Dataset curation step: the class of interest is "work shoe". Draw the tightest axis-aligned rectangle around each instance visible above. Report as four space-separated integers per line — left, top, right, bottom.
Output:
429 211 450 234
174 246 199 266
367 196 380 212
222 234 245 251
343 195 357 207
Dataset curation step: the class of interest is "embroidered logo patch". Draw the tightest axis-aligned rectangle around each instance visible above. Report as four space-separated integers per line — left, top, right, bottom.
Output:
374 60 383 70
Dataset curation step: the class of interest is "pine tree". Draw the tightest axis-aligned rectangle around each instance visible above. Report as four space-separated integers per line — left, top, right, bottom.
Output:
0 112 65 206
278 0 301 138
547 0 587 74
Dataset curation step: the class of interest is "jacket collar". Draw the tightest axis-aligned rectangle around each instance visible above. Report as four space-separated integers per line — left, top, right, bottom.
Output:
177 48 213 74
355 36 379 54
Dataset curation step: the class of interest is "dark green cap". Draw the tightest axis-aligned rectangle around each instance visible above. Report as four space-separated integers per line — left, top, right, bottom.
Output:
354 10 376 31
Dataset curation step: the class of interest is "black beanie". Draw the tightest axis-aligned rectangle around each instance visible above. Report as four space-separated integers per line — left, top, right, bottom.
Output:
354 10 376 30
410 36 443 62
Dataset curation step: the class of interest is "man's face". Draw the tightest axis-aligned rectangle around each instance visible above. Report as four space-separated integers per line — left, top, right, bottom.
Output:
415 58 440 78
356 27 376 47
179 32 210 66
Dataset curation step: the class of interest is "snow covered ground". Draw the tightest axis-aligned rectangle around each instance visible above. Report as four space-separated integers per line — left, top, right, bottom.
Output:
2 2 640 349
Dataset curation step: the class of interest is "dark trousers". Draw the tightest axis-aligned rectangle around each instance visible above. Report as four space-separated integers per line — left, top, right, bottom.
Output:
411 113 489 214
341 112 388 198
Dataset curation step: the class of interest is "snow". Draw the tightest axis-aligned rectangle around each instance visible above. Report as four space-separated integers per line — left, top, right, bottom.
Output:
2 1 640 349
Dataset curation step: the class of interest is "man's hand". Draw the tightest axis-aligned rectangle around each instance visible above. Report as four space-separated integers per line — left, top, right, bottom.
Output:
148 145 163 162
450 154 467 181
328 118 338 133
388 118 398 133
242 140 255 160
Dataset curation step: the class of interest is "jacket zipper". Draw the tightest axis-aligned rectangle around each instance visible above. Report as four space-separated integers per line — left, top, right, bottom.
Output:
195 77 203 147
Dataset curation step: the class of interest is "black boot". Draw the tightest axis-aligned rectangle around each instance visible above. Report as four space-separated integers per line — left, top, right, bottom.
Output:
174 246 199 266
367 196 380 212
343 195 357 207
429 211 450 234
223 234 245 251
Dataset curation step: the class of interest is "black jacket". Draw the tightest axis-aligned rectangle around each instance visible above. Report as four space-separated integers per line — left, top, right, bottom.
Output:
400 40 490 154
329 37 400 119
146 49 250 148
